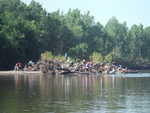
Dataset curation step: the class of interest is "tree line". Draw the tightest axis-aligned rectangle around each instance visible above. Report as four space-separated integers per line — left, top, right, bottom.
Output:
0 0 150 69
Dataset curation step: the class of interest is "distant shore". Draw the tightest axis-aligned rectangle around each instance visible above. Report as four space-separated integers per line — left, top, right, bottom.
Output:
0 71 42 75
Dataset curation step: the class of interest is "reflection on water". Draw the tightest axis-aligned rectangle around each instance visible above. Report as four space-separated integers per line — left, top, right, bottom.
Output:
0 73 150 113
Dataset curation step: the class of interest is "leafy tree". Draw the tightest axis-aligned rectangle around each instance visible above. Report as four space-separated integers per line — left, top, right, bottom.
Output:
127 24 144 61
0 0 150 69
105 17 128 58
69 43 88 59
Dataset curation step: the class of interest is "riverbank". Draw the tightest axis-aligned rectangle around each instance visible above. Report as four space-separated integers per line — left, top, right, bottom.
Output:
0 71 42 75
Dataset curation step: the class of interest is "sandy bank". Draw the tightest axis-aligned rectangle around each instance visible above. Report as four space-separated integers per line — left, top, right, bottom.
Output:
0 71 42 75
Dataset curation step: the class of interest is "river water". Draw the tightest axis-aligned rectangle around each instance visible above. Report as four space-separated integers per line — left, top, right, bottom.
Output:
0 73 150 113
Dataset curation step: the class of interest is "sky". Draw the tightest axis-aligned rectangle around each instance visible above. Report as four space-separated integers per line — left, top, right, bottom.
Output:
21 0 150 27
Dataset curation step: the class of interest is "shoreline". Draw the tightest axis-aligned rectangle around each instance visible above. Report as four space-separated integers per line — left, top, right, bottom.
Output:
0 69 149 76
0 71 42 75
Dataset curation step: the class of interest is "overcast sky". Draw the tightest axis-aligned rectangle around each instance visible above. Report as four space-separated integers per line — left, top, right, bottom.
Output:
21 0 150 27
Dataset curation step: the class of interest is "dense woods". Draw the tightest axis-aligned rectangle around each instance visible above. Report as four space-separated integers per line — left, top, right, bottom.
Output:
0 0 150 70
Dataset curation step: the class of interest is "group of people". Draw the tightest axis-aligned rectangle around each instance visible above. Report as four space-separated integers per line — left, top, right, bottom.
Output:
98 63 128 74
67 58 129 74
14 60 35 71
14 58 132 75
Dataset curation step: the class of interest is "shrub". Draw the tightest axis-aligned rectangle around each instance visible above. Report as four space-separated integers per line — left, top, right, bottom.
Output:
89 52 104 63
104 53 113 63
54 55 65 62
41 51 53 60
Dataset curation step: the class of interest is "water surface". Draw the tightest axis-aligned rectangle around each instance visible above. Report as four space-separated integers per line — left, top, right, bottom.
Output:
0 73 150 113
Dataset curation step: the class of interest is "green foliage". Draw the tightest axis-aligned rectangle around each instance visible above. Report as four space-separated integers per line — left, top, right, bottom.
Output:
105 17 128 58
104 53 113 63
41 51 53 60
41 51 65 62
89 52 104 63
69 43 88 59
0 0 150 69
54 56 65 62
